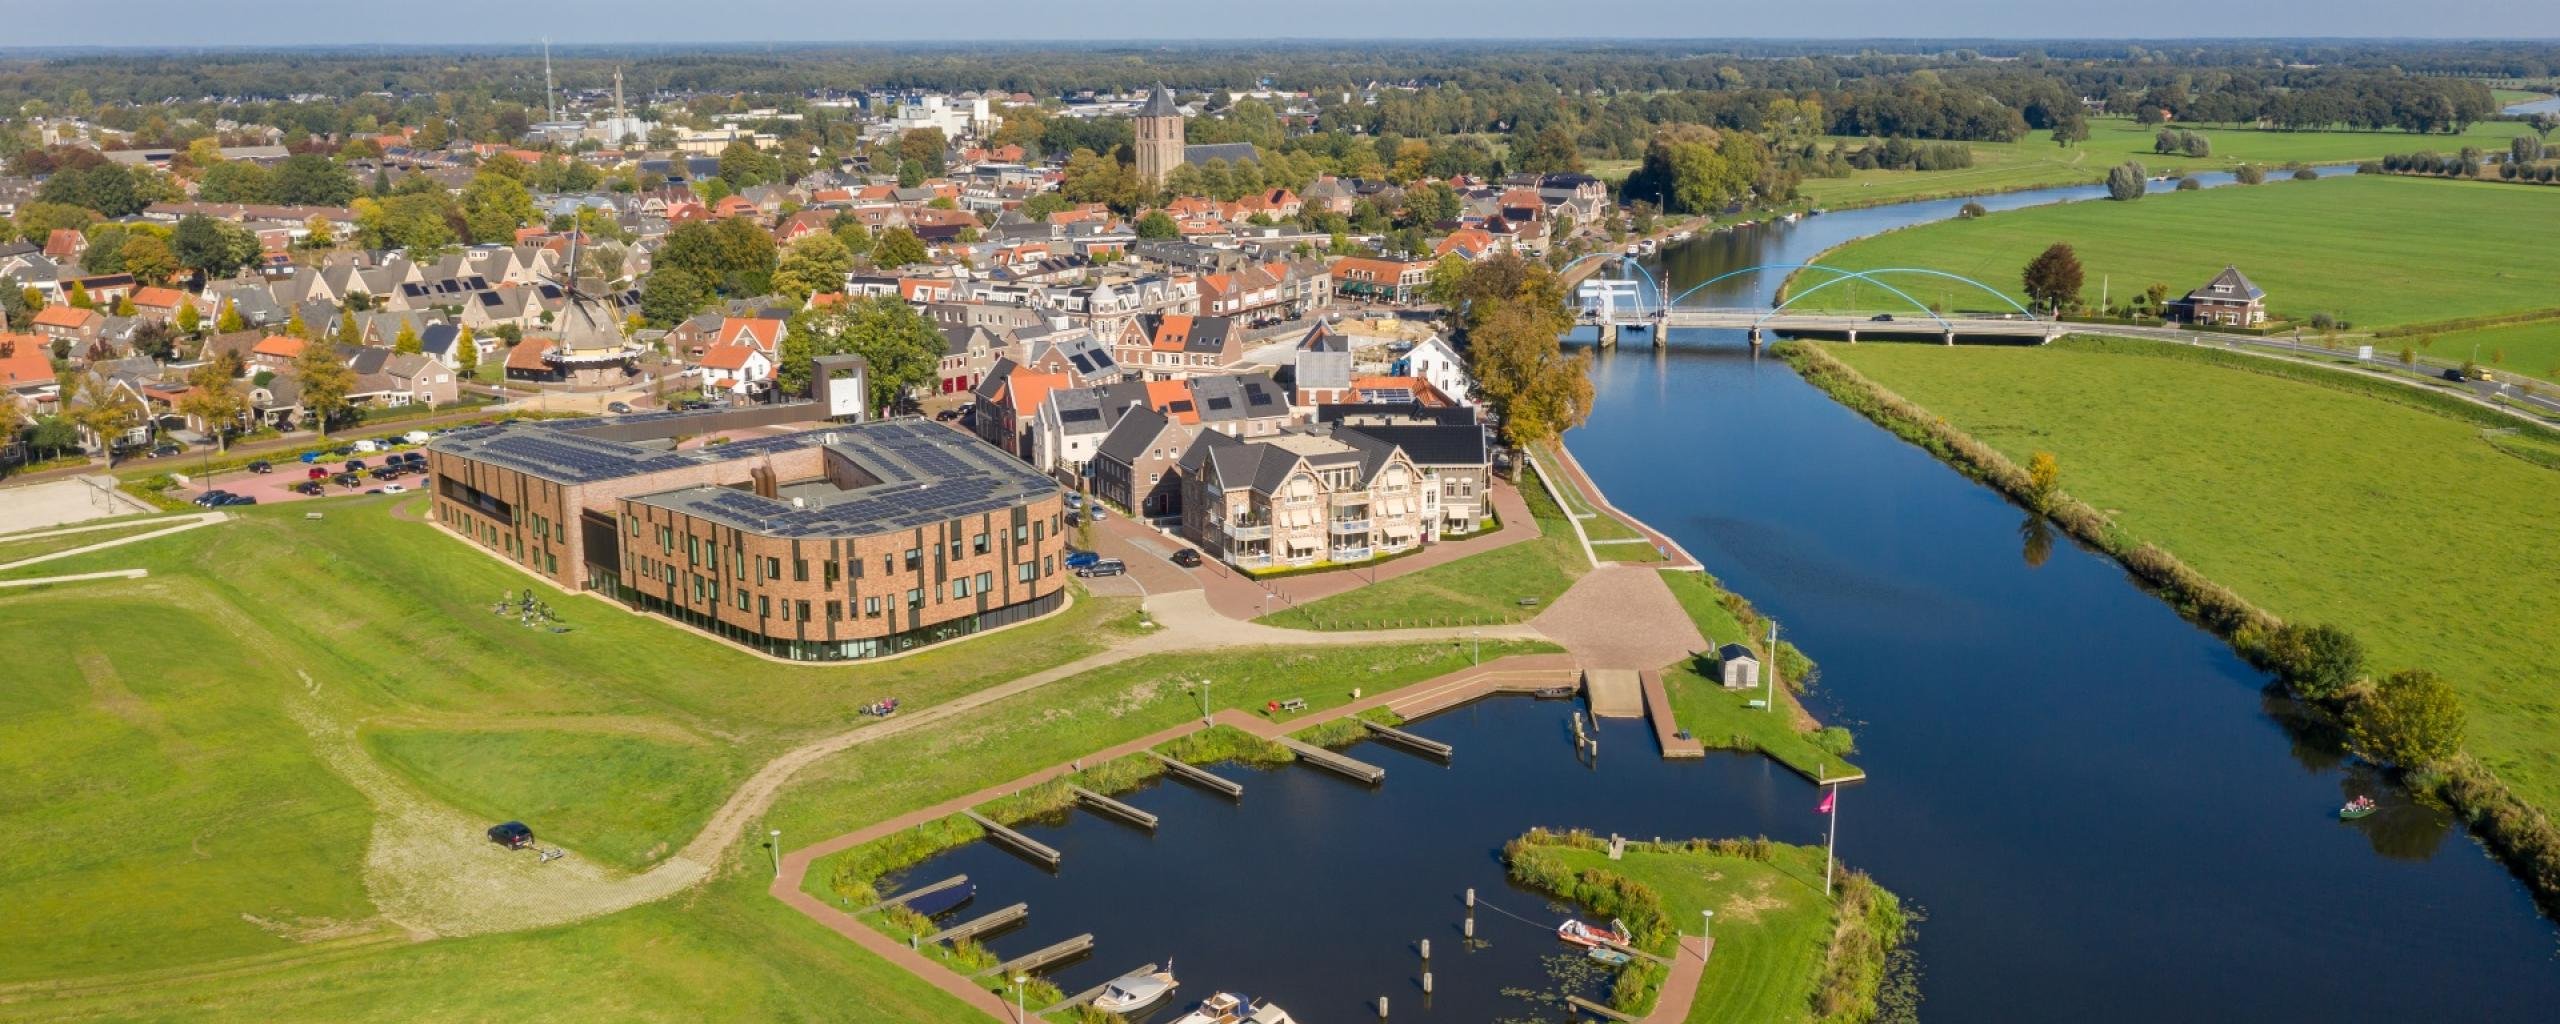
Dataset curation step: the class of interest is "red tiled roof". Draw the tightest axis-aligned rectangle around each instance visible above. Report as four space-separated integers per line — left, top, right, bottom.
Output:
0 336 54 389
33 306 100 328
505 339 553 372
251 335 305 359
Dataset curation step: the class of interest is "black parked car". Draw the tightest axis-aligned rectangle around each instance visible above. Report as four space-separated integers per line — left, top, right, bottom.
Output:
148 442 183 458
194 490 235 507
213 494 258 507
246 460 273 474
1074 558 1127 578
344 459 367 473
2443 368 2467 382
294 480 326 496
333 472 361 488
488 821 535 849
1170 549 1202 568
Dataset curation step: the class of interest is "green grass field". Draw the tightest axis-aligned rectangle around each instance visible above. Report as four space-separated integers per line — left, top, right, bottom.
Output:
1532 840 1857 1024
1658 571 1858 780
1826 339 2560 818
1255 469 1590 629
0 496 1140 985
1797 174 2560 328
0 520 180 564
1797 117 2537 208
2399 318 2560 383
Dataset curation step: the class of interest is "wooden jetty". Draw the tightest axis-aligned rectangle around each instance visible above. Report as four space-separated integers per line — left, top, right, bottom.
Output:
963 810 1062 868
1565 995 1638 1021
924 902 1027 945
855 873 966 914
1071 785 1159 829
1361 719 1453 759
1641 669 1705 759
975 933 1094 978
1147 751 1244 797
1040 963 1159 1015
1275 736 1387 783
1387 663 1581 718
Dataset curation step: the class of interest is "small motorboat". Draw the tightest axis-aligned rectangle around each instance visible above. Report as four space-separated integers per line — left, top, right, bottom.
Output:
1170 992 1252 1024
2339 795 2380 820
1532 685 1579 700
1588 947 1633 966
1558 918 1629 948
1092 964 1178 1014
1244 1003 1298 1024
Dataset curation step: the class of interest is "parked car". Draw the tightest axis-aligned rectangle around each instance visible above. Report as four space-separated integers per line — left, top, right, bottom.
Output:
299 451 322 464
307 467 328 480
1064 493 1083 509
1089 505 1108 521
147 442 183 458
383 483 408 495
2443 368 2467 382
488 821 535 849
331 445 355 457
403 430 433 445
606 401 632 414
344 459 367 472
294 481 325 496
333 472 361 487
214 494 258 507
398 451 427 466
1870 313 1896 322
1170 549 1202 568
193 490 235 507
352 439 381 454
371 466 401 480
246 460 273 474
1064 549 1103 569
1074 558 1127 578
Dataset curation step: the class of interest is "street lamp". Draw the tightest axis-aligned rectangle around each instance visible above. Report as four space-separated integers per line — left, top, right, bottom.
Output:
768 828 781 878
1199 678 1211 722
1013 973 1030 1023
1702 909 1713 941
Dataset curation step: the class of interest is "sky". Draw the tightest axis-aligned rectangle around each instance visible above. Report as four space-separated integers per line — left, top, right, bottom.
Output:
6 1 2558 48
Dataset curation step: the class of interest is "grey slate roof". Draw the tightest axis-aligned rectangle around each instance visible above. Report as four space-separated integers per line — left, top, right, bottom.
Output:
1337 423 1486 468
1095 405 1175 466
1139 82 1182 118
1186 373 1285 423
1184 143 1261 167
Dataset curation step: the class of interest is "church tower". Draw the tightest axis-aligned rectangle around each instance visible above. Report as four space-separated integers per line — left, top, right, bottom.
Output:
1133 82 1185 189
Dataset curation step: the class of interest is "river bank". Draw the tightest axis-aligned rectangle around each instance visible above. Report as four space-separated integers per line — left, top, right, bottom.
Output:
1780 337 2560 918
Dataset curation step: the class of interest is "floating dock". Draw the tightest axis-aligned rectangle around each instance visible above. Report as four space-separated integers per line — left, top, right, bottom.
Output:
963 810 1062 868
1584 669 1644 719
1361 719 1453 759
1070 785 1159 829
924 902 1027 945
856 873 967 914
1147 751 1244 797
1040 963 1160 1015
1275 736 1387 783
1642 669 1705 759
975 933 1094 978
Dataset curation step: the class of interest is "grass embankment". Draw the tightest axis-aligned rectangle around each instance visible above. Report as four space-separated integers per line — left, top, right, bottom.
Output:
1795 117 2535 208
0 498 1143 984
1506 829 1908 1024
1538 444 1670 562
2391 318 2560 384
1254 467 1589 630
1657 571 1859 781
0 519 181 564
1794 173 2560 329
1790 336 2560 908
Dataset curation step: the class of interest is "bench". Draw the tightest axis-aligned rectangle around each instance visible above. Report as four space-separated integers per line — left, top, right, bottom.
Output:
303 512 324 520
1516 596 1540 608
1267 698 1308 714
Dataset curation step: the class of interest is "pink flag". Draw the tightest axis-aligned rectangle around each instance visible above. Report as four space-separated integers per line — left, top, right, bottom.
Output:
1816 789 1836 815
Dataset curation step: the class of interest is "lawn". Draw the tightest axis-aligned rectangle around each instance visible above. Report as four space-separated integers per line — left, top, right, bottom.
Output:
1826 338 2560 818
1795 173 2560 329
0 520 181 565
1796 116 2537 208
1515 833 1903 1024
0 497 1141 984
2399 317 2560 383
1658 571 1858 781
1253 468 1591 630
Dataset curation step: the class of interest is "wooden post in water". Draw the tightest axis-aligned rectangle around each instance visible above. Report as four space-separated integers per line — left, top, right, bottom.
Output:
1419 939 1430 959
1465 888 1476 908
1423 972 1433 994
1377 995 1389 1018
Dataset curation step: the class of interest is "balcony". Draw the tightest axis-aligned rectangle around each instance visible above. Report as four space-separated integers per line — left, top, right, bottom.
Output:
1223 521 1273 540
1331 546 1372 562
1329 519 1370 535
1330 492 1369 507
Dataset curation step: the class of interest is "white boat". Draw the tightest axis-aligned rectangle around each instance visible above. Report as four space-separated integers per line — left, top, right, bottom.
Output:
1170 992 1252 1024
1245 1004 1298 1024
1092 965 1178 1014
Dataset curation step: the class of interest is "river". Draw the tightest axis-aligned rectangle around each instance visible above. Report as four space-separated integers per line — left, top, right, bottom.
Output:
883 172 2560 1022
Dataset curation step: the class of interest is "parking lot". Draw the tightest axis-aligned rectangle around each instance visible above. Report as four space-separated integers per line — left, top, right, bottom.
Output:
177 444 435 508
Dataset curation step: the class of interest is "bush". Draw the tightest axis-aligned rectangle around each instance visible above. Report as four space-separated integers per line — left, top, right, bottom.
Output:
2349 668 2466 769
2236 164 2267 185
1957 200 1987 219
2175 176 2202 191
2293 166 2320 181
2258 622 2365 699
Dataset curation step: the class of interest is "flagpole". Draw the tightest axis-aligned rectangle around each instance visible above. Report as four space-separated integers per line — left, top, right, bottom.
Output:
1824 782 1839 898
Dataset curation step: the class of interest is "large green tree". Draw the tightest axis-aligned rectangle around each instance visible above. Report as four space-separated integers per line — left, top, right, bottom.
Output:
171 214 261 279
273 154 358 206
779 295 943 411
773 232 855 302
656 217 778 296
2348 668 2465 768
2020 243 2084 314
870 227 928 269
460 170 536 243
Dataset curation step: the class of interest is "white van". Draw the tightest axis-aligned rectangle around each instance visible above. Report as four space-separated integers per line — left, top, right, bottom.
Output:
403 430 433 446
351 439 382 454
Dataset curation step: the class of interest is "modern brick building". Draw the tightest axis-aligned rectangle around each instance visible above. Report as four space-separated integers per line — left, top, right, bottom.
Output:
426 410 1069 661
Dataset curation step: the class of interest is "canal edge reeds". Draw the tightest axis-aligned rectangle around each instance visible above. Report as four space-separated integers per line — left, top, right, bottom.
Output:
1777 338 2560 920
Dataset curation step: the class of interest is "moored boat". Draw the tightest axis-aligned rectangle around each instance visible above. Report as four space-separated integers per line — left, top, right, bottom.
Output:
1558 918 1629 948
1588 947 1633 965
2340 795 2379 820
1170 991 1252 1024
1092 964 1178 1014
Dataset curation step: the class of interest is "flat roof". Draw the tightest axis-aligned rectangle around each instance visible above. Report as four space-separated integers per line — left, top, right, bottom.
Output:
432 414 1059 539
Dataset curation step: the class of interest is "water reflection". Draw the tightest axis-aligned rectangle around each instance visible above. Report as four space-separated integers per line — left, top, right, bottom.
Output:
2017 513 2055 569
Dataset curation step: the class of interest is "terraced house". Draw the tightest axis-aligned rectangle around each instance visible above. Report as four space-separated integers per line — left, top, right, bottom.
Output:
1178 425 1427 570
426 411 1069 661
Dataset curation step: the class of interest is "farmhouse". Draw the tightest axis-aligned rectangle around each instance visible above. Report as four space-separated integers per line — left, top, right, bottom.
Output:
2174 265 2268 326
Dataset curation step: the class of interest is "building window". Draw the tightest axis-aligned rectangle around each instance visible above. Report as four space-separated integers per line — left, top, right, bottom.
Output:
827 600 842 622
976 571 993 592
1018 563 1036 582
794 559 809 582
904 548 921 571
973 532 989 555
907 587 924 608
823 561 839 586
796 600 810 621
865 597 882 617
767 556 783 580
953 576 971 598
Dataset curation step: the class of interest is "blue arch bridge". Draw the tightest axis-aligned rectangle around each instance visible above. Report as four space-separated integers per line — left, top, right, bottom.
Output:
1566 255 2064 347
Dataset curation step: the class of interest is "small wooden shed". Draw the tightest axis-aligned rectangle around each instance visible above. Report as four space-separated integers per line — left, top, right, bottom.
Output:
1716 643 1760 690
